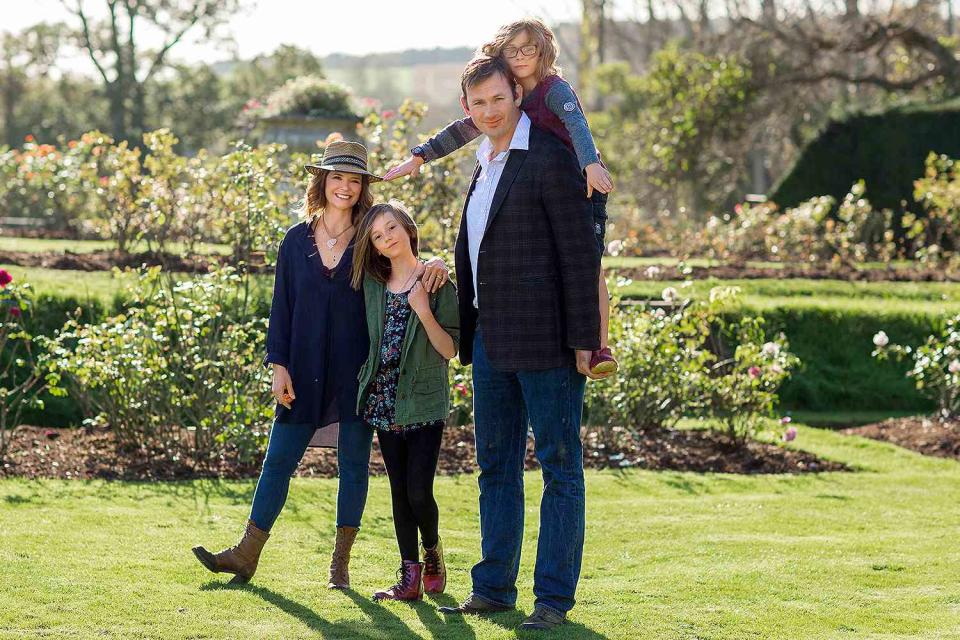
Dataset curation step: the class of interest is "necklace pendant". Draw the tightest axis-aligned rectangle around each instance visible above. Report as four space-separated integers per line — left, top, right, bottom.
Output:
326 238 338 249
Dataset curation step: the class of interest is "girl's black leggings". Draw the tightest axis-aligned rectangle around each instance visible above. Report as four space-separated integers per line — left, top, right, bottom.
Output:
376 421 443 562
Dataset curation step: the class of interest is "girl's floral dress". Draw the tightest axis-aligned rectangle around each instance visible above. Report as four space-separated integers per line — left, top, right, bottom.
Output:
362 289 443 434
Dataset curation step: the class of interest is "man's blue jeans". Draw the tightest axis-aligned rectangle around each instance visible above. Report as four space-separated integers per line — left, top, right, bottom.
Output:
249 419 373 532
469 330 587 616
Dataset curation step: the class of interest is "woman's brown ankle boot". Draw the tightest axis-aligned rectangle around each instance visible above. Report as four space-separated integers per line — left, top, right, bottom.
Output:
328 526 359 589
192 520 270 584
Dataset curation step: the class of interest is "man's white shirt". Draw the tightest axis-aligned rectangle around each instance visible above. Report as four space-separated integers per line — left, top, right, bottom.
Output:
466 112 532 308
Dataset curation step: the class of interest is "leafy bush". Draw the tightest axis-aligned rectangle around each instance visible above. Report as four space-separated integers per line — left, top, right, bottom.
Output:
256 75 358 120
908 152 960 259
211 141 301 267
48 267 272 466
872 315 960 418
360 101 469 253
697 315 799 445
705 182 896 265
0 271 62 461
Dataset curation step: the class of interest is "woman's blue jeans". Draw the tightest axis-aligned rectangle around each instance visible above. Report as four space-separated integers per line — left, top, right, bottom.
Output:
249 419 373 532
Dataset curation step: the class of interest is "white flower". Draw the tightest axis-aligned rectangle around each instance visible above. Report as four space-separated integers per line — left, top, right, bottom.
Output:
873 331 889 348
606 239 624 256
644 265 662 279
661 287 679 303
762 341 781 358
652 308 667 319
949 359 960 374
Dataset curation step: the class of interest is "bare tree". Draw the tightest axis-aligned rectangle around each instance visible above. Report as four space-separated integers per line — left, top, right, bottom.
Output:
60 0 245 143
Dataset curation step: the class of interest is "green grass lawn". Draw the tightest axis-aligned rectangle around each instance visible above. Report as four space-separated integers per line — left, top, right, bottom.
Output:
0 236 231 256
2 423 959 639
7 261 960 314
615 277 960 314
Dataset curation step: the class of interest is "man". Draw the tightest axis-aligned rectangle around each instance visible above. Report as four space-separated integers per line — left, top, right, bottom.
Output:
438 55 601 631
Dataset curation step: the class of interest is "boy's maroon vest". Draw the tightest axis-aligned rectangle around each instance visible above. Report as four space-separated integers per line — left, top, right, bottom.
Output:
521 74 582 154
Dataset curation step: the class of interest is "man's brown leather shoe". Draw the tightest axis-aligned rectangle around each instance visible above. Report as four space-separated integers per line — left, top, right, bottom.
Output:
519 605 567 630
438 593 514 615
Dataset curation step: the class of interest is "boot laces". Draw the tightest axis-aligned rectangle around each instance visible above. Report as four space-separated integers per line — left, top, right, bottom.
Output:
424 548 440 575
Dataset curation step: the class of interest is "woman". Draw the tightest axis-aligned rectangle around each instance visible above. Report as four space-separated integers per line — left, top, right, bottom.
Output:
191 140 449 589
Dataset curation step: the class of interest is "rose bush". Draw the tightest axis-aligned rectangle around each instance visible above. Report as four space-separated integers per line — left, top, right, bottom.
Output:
48 267 272 466
872 315 960 418
0 270 62 462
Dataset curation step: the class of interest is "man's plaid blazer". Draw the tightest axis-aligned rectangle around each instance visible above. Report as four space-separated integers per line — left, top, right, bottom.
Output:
454 123 601 371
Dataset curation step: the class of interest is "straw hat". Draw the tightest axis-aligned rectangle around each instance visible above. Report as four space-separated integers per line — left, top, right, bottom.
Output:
305 139 382 182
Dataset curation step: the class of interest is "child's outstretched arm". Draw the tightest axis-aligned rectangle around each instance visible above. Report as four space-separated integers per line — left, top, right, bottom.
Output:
544 80 614 197
383 117 482 180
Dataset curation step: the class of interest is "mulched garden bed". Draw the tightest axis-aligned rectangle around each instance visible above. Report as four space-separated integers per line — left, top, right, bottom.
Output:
1 423 845 481
0 249 217 273
844 416 960 461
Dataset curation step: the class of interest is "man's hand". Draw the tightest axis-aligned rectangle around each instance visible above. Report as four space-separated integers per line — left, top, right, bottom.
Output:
421 257 449 293
383 155 424 181
576 350 609 380
272 364 295 409
585 163 614 198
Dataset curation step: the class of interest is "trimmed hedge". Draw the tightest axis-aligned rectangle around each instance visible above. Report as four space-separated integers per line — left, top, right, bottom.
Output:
770 99 960 218
11 289 938 428
759 306 939 413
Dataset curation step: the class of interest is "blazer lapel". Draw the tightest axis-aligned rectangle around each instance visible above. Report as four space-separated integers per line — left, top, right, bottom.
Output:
483 149 527 235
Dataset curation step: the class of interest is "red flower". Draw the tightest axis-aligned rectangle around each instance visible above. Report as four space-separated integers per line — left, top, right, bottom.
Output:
382 110 395 119
748 366 761 378
0 269 12 287
24 134 34 143
455 383 469 397
9 306 21 317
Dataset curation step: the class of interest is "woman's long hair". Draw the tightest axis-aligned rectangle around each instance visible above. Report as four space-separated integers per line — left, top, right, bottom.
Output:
351 200 420 290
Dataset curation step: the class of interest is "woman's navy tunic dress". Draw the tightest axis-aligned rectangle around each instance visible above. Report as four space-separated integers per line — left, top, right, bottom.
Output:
264 221 369 431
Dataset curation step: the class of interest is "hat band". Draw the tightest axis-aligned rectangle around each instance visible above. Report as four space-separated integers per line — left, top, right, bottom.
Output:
324 155 368 171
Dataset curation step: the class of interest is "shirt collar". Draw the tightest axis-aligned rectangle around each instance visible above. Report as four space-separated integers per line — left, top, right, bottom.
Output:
477 112 531 166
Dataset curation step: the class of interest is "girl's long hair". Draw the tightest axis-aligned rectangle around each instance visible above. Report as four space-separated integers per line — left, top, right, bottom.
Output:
351 200 420 290
480 17 561 81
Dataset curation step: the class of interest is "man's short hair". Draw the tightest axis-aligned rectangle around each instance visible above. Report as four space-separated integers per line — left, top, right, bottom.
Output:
460 55 515 101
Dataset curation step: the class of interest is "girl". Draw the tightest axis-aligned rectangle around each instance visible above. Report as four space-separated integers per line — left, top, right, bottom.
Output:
384 16 617 377
351 200 460 601
191 141 450 589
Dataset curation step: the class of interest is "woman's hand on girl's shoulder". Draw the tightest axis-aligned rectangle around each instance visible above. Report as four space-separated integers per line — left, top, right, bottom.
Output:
421 257 449 293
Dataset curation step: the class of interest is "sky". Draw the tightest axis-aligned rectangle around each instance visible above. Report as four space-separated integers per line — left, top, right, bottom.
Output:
2 0 589 64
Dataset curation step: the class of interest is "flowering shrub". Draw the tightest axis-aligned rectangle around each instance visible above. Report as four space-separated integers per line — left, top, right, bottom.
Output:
0 270 62 461
908 152 960 262
696 315 800 445
48 267 272 465
360 100 468 253
872 316 960 418
704 182 895 266
247 75 358 121
586 282 799 446
210 141 298 267
448 362 473 427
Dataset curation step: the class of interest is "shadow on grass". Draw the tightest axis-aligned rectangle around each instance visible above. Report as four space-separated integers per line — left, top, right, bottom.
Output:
199 580 609 639
200 579 476 640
